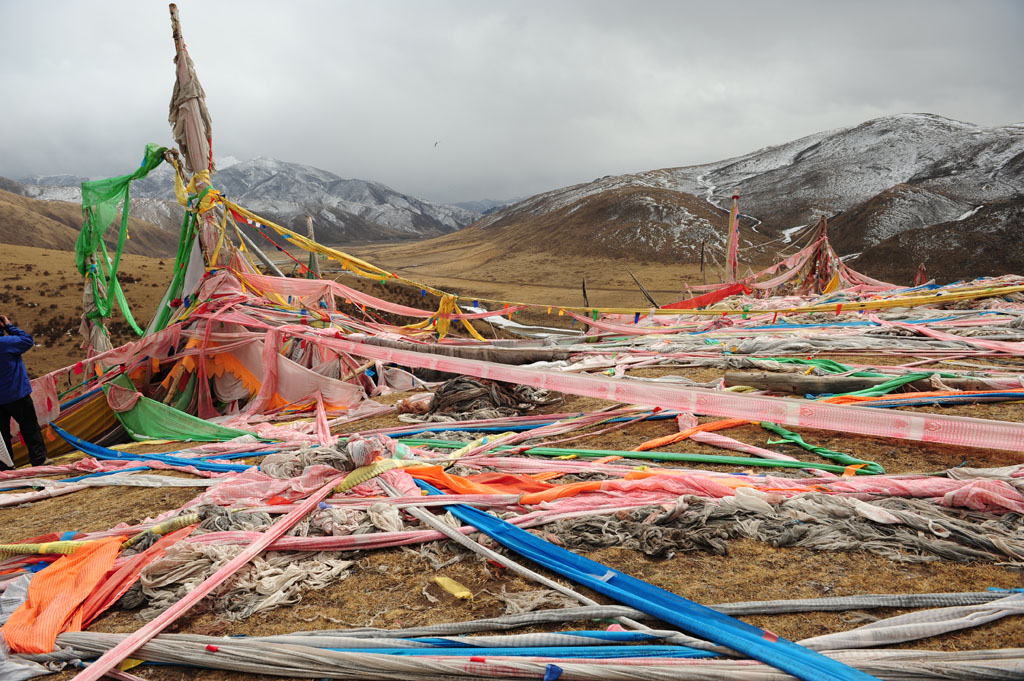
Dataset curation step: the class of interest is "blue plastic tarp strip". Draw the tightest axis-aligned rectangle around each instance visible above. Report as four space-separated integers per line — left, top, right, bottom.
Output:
52 425 252 473
193 450 277 461
381 412 676 438
415 479 879 681
742 315 971 331
57 385 104 411
56 451 272 483
410 631 664 647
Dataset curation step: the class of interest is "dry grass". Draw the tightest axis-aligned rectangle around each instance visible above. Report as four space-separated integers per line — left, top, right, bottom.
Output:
0 244 174 378
347 237 730 310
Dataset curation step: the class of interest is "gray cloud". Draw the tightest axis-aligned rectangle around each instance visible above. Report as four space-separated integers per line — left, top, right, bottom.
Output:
1 0 1021 203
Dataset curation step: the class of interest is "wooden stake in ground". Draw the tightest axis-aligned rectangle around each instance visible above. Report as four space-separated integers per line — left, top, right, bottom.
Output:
305 215 321 278
626 268 660 308
725 192 740 283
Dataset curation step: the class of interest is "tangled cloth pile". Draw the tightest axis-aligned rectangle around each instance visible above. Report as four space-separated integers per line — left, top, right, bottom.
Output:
408 377 561 422
553 493 1024 564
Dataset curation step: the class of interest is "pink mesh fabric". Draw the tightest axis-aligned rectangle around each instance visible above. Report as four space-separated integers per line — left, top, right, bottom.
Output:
279 327 1024 453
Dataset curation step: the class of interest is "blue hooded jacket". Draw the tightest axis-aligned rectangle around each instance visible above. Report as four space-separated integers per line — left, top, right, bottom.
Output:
0 324 34 404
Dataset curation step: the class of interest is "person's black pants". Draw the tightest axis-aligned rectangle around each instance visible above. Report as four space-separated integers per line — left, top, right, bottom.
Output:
0 394 48 469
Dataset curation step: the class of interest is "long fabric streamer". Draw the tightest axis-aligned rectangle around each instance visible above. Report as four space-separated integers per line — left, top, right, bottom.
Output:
286 329 1024 452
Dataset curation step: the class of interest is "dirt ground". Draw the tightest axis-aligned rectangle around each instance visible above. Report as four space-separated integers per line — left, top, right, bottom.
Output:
2 243 1023 680
347 237 726 310
0 244 174 378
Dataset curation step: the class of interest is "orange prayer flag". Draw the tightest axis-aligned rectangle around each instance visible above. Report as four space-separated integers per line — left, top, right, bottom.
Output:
3 536 125 654
632 418 749 452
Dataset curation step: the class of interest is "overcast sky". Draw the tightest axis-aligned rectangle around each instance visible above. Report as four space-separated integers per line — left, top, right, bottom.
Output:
1 0 1021 204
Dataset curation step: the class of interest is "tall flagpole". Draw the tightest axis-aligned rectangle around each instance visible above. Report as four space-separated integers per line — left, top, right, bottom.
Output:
168 3 230 266
725 191 740 283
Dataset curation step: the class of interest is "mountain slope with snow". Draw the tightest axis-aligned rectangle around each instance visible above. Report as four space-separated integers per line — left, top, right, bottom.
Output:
468 113 1023 277
828 184 973 255
18 158 480 244
695 114 1024 232
0 186 177 255
466 184 757 263
850 196 1024 282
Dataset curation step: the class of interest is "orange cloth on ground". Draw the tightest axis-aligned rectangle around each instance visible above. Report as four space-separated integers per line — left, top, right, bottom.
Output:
2 536 124 654
79 526 195 627
519 481 605 504
467 472 556 492
529 471 565 482
406 466 555 495
632 418 750 451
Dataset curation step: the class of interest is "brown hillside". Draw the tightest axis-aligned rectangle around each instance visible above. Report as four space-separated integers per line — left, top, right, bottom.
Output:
472 185 771 264
0 177 25 194
0 188 177 256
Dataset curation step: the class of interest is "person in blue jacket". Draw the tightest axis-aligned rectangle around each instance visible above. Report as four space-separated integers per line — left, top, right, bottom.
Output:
0 315 51 469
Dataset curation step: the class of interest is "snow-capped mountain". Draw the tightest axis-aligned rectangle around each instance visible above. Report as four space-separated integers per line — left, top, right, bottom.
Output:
18 158 480 244
688 113 1024 233
827 183 973 255
471 114 1024 275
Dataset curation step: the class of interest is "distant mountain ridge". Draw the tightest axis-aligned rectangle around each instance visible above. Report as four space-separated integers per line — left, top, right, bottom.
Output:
453 198 523 214
17 157 481 245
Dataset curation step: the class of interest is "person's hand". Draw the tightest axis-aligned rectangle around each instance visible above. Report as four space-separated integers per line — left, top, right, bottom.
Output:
0 315 8 327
